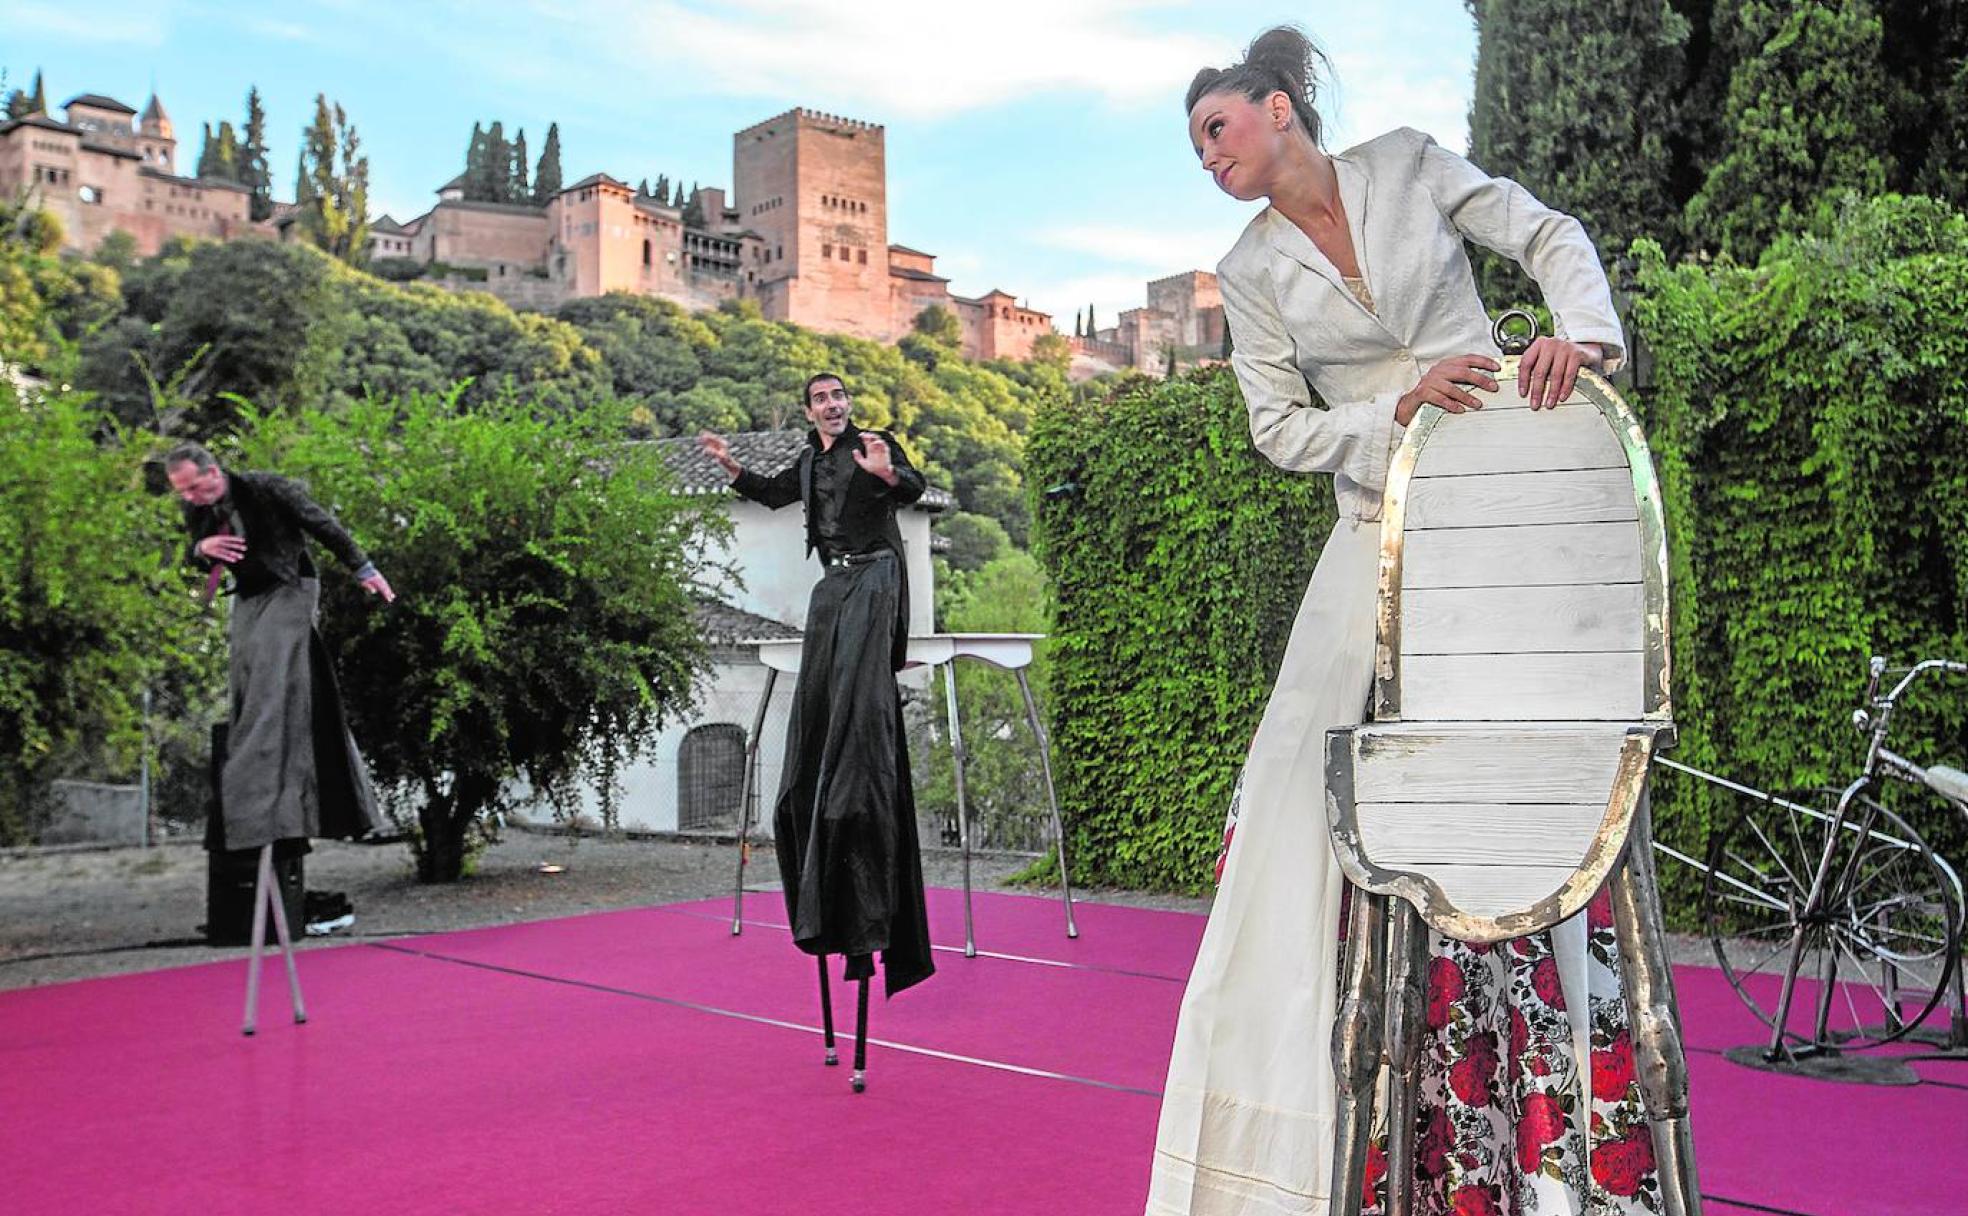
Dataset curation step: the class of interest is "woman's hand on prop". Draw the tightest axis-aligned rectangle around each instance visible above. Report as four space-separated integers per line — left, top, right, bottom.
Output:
1518 337 1601 410
1395 354 1502 426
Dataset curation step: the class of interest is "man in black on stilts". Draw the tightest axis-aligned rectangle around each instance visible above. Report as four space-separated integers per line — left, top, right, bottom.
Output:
698 372 935 1091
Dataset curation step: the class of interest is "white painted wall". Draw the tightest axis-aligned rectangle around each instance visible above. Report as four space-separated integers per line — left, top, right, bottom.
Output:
513 487 938 834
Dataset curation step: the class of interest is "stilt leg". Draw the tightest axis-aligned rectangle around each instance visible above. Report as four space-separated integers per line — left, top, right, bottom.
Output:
1016 669 1078 940
851 975 871 1093
1382 901 1429 1216
818 955 838 1066
242 844 272 1036
943 661 976 958
1330 885 1389 1216
265 848 306 1025
1608 794 1703 1216
732 669 777 936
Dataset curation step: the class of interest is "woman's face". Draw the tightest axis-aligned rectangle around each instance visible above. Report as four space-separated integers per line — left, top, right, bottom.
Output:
1189 89 1287 202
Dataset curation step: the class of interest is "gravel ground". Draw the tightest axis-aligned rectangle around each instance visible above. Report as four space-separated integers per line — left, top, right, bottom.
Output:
0 828 1732 993
0 828 1211 991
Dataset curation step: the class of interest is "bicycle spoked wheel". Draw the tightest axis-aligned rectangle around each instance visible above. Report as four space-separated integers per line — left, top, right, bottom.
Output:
1702 788 1961 1050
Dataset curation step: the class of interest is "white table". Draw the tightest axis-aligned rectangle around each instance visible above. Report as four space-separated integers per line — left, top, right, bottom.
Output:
730 632 1079 955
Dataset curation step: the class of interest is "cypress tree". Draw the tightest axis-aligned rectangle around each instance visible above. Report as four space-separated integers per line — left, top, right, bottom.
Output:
1684 0 1893 258
464 122 486 198
242 86 273 221
532 122 563 203
1467 0 1690 289
483 121 510 202
513 128 530 202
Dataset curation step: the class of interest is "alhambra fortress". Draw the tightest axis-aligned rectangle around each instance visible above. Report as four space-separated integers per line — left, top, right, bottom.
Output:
0 91 1225 376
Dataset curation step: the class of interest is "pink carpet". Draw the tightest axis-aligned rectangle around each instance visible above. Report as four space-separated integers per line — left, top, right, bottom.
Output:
1 886 1960 1215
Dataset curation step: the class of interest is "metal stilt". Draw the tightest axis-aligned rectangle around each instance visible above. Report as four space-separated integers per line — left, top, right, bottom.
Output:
1609 798 1703 1216
851 974 870 1093
818 954 838 1066
242 845 305 1036
1329 885 1389 1215
1382 902 1429 1216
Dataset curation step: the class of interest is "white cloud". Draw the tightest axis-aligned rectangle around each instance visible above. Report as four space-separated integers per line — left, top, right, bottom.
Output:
243 17 323 43
1035 221 1245 271
542 0 1224 119
8 2 168 45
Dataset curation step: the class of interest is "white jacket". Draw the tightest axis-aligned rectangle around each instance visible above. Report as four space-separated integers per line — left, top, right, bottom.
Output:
1217 126 1626 521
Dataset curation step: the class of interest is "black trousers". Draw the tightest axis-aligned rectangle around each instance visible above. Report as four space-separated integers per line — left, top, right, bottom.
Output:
773 556 934 996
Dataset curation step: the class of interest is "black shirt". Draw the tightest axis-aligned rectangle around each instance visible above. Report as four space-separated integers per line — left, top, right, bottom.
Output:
729 427 927 562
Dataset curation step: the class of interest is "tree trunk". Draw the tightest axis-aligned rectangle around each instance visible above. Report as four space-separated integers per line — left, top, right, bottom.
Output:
416 771 494 883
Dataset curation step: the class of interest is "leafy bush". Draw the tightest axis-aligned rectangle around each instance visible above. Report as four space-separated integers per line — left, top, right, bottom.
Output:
0 385 216 842
227 388 727 880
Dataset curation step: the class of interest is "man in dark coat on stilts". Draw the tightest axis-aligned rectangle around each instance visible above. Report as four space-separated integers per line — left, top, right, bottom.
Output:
167 443 394 856
698 373 935 1005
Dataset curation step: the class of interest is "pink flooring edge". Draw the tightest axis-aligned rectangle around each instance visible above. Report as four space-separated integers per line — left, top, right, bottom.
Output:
0 885 1961 1216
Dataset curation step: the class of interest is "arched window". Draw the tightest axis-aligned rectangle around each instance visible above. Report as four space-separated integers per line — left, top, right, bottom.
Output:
678 723 747 830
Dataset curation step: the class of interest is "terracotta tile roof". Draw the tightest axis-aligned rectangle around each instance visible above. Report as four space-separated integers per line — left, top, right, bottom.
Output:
693 599 802 644
652 430 954 511
0 114 73 135
64 93 137 114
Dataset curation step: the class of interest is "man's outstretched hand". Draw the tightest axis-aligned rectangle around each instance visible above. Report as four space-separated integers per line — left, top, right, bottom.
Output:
698 431 741 479
853 431 898 485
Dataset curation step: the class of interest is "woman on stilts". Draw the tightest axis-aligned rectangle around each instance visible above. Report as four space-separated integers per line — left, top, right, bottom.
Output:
1148 27 1664 1215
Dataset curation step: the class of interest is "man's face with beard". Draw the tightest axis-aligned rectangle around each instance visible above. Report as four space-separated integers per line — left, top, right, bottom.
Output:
805 377 852 443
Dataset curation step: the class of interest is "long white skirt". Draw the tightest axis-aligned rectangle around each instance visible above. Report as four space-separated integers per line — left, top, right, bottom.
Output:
1145 519 1595 1215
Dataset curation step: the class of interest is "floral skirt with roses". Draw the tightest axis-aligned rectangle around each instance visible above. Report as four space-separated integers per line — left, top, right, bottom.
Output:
1355 890 1663 1216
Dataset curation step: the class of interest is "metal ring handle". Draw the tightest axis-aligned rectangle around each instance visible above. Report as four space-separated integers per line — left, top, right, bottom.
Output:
1491 308 1540 355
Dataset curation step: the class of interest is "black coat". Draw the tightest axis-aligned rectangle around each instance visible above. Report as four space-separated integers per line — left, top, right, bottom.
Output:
184 470 371 598
730 428 925 672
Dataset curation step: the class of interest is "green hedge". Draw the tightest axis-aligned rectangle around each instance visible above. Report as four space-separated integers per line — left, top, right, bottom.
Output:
1027 369 1334 891
1633 195 1968 904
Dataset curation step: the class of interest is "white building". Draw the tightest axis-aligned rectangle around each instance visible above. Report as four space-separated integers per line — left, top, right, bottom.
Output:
517 429 950 835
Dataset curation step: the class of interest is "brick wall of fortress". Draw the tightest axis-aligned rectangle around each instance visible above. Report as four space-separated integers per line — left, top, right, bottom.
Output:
735 110 892 341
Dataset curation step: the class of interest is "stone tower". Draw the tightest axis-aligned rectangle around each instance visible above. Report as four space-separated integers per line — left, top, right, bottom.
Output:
733 109 891 340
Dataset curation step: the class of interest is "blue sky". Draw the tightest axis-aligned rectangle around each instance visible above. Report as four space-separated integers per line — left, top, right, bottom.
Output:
6 1 1477 326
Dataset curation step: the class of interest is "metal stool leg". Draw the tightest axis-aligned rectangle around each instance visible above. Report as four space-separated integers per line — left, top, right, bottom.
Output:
731 668 777 935
1016 668 1078 939
818 954 838 1066
851 974 870 1093
1608 796 1702 1216
1382 902 1428 1216
942 661 976 958
1331 885 1389 1216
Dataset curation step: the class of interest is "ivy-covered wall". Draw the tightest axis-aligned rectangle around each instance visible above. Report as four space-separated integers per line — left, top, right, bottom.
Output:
1634 195 1968 902
1027 369 1334 891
